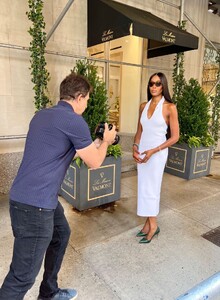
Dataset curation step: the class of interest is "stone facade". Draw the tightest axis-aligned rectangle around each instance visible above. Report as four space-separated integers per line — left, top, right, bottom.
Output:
0 0 220 193
0 152 23 194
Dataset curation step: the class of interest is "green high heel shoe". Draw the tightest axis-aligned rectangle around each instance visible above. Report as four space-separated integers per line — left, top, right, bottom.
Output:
136 230 148 237
139 227 160 244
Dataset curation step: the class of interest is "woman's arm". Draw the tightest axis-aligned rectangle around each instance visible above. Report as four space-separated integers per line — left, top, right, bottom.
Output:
133 102 146 163
153 103 180 151
158 103 179 150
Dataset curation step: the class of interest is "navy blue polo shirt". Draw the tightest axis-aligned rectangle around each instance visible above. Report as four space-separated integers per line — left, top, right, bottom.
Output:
10 101 92 209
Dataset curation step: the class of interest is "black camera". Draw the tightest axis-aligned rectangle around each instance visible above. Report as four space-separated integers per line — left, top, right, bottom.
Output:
95 122 120 145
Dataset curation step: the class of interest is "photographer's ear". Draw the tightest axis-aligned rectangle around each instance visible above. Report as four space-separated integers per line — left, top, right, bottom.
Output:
75 94 82 103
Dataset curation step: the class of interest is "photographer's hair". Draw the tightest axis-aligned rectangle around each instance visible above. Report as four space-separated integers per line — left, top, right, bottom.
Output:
60 72 92 100
147 72 173 103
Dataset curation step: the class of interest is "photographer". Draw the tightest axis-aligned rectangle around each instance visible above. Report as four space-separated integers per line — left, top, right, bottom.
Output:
0 73 117 300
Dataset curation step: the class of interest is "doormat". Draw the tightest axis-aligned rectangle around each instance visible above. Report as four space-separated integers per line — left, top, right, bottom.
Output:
202 226 220 247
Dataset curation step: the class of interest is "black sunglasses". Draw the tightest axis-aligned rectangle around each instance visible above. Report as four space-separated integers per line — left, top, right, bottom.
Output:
149 81 162 87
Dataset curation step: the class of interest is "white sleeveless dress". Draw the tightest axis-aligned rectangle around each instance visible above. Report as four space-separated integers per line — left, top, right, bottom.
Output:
137 96 168 217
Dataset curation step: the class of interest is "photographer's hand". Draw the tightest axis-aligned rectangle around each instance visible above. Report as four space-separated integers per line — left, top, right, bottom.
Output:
103 123 117 145
77 123 117 169
93 138 102 148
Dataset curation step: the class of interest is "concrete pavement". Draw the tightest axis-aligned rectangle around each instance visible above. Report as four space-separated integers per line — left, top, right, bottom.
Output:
0 157 220 300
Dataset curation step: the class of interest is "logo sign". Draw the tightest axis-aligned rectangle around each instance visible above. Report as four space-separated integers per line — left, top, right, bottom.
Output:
88 164 115 201
166 147 187 173
102 29 114 42
193 149 210 174
61 165 76 199
162 31 176 43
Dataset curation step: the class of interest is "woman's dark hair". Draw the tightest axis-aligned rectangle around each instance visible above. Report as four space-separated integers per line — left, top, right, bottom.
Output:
147 72 173 103
60 72 92 100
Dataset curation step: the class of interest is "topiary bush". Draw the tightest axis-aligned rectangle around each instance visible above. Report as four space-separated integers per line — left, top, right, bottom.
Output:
72 59 122 166
177 78 214 147
72 59 109 139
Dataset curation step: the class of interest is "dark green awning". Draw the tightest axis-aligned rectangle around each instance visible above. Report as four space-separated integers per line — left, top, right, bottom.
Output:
88 0 199 58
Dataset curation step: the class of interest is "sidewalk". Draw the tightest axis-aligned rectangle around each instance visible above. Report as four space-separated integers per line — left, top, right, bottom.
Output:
0 157 220 300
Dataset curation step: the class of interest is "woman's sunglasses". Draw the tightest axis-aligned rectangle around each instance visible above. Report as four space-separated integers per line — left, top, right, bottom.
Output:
149 81 162 87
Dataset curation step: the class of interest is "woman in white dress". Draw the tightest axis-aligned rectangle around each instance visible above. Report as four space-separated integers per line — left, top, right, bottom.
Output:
133 73 179 244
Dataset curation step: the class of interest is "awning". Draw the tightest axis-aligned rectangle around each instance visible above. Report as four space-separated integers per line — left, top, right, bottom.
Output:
88 0 199 58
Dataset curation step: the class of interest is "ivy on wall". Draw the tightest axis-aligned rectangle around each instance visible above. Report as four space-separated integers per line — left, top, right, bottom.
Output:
27 0 50 111
210 51 220 148
172 21 187 104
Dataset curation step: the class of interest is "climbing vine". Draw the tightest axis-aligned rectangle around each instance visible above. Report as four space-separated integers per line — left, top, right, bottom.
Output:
172 20 187 104
27 0 51 111
210 51 220 148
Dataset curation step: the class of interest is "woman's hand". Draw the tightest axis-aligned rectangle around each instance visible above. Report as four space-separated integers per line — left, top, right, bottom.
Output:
133 148 142 163
140 149 156 163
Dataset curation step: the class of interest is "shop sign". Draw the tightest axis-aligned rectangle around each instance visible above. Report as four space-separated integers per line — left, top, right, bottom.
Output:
102 29 114 42
162 31 176 43
193 149 210 174
166 147 187 173
88 164 115 201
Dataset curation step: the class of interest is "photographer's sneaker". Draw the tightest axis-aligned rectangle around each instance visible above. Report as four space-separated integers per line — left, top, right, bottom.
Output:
37 288 78 300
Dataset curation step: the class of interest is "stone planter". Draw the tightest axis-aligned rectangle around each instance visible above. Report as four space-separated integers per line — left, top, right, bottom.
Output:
60 156 121 211
165 143 212 180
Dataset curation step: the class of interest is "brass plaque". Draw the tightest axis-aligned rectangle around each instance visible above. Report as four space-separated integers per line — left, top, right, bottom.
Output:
61 165 76 199
193 149 210 174
88 164 115 201
166 146 187 173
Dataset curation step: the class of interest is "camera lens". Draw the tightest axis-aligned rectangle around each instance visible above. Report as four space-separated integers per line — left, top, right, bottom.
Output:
95 122 120 145
112 134 120 145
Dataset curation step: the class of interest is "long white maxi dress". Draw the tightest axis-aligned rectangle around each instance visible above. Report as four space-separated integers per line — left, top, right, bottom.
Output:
137 96 168 217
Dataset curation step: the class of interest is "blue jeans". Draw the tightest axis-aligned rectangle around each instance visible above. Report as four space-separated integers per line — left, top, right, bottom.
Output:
0 200 71 300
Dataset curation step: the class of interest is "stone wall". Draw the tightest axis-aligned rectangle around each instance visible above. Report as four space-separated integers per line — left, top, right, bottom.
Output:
118 132 135 152
1 0 219 192
0 152 23 194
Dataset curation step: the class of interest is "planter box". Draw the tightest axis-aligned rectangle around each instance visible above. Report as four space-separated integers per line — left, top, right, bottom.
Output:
165 143 212 180
60 156 121 211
